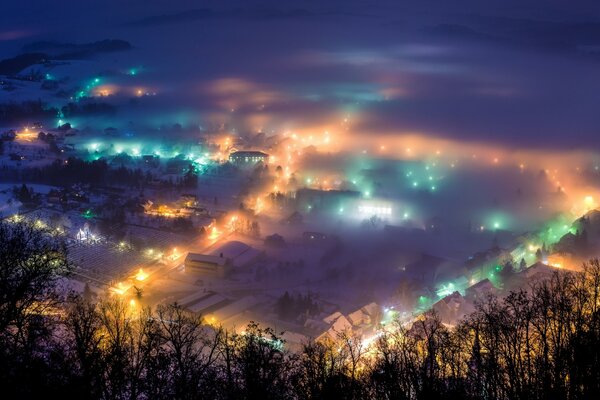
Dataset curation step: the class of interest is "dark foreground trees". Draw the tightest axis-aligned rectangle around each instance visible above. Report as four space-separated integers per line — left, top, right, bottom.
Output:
2 221 600 399
0 219 71 398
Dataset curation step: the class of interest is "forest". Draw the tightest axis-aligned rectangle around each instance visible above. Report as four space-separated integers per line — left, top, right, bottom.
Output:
1 219 600 399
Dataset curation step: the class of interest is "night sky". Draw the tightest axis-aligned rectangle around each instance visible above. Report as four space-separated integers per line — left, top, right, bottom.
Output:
3 0 600 149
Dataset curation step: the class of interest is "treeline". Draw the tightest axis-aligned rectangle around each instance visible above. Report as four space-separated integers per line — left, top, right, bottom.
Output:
0 100 57 123
0 100 116 124
0 158 189 189
2 220 600 399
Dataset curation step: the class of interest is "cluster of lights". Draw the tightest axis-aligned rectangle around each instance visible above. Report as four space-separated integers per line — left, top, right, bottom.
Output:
358 205 392 216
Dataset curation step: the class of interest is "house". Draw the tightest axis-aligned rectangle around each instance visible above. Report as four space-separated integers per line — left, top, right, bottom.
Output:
295 188 360 213
229 150 269 165
317 312 353 342
209 240 263 268
347 302 381 335
347 302 380 327
522 262 558 283
432 291 467 325
205 296 261 326
184 252 230 277
142 155 160 167
465 279 496 302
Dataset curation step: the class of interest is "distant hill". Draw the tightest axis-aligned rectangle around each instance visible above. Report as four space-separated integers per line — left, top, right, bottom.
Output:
22 39 132 59
0 39 132 76
0 53 48 76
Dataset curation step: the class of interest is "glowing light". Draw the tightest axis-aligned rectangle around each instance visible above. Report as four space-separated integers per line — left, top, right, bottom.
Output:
209 226 220 241
358 204 392 216
110 281 132 296
135 268 149 281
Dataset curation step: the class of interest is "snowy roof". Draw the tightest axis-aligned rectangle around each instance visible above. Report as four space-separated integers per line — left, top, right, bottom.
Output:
210 240 262 267
229 151 269 158
185 253 227 266
323 311 343 325
210 240 251 258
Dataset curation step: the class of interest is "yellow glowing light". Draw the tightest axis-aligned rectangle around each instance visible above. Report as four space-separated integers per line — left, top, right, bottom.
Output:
135 268 148 281
110 281 132 296
209 226 220 240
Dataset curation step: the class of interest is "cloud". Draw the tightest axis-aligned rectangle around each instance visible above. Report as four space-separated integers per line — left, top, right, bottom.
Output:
126 7 370 27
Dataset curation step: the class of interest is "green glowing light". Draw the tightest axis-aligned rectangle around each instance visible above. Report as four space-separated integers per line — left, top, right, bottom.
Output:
82 209 95 219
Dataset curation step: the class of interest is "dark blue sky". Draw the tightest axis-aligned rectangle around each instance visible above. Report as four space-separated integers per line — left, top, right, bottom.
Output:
2 0 600 149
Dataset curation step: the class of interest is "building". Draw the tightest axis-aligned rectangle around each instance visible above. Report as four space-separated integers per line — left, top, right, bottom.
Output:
522 261 558 283
184 252 230 277
229 150 269 165
316 312 353 342
302 231 328 242
295 188 361 213
209 240 263 268
465 278 497 302
432 291 468 325
347 302 381 335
